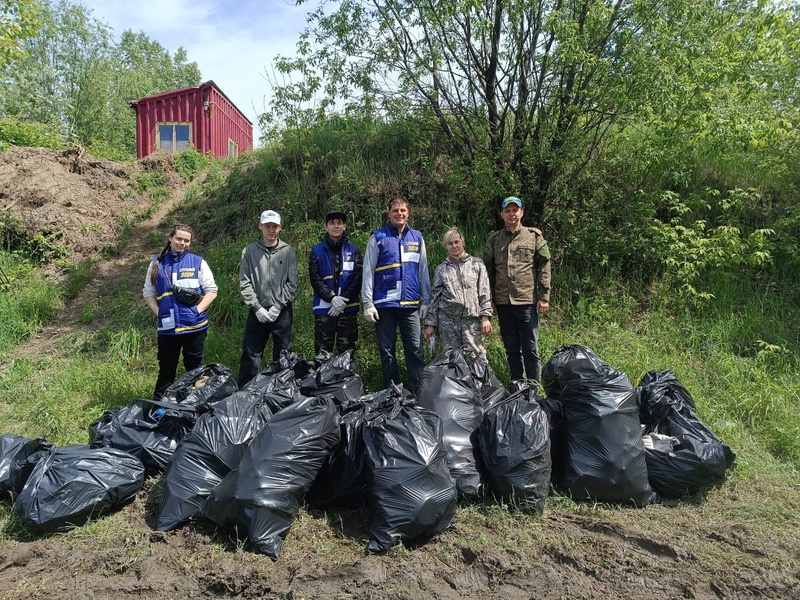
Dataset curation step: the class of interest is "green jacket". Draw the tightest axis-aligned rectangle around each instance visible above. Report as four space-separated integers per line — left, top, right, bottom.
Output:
483 226 551 305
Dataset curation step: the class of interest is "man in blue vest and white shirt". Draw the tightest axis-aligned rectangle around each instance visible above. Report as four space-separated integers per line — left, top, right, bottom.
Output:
308 210 363 355
362 196 431 392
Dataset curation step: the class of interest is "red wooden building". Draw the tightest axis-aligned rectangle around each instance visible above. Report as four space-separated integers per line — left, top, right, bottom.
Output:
130 80 253 159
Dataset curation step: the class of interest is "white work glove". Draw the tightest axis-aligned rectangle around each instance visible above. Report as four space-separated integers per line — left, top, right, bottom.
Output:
327 296 348 317
255 307 270 323
264 305 282 323
364 307 379 323
419 304 429 321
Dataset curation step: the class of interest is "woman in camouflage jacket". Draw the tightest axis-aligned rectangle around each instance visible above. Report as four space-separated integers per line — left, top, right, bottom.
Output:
423 227 493 355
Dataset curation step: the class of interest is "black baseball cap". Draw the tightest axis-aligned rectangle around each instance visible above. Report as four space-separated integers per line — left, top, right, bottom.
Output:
324 211 347 223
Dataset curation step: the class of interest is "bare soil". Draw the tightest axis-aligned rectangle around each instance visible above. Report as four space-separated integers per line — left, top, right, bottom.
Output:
0 146 183 359
0 147 799 600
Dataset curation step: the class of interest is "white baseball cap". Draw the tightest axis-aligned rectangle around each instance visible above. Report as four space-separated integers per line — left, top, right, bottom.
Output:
259 210 281 225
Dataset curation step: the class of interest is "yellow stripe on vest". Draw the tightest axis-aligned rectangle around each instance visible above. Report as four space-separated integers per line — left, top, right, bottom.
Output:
375 262 401 272
175 320 208 333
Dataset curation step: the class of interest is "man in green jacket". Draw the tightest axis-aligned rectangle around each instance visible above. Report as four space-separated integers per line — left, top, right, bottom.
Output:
483 196 552 382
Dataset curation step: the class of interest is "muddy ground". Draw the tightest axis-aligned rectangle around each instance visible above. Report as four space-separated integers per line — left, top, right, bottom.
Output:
0 147 798 600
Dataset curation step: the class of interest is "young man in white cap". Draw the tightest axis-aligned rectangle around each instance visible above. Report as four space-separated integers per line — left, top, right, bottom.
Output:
237 209 299 386
308 210 363 356
483 196 552 383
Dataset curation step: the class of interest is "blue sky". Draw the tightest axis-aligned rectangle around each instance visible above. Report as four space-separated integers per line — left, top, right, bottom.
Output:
73 0 314 144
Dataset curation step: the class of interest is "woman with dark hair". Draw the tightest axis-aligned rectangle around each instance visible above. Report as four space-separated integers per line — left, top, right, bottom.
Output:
143 224 218 399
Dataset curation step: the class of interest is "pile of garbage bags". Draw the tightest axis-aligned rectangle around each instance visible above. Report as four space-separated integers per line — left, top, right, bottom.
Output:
0 344 736 557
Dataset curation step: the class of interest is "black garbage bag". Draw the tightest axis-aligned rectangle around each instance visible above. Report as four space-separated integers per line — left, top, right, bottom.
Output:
306 398 370 509
242 363 292 396
161 363 238 409
155 390 274 531
416 348 484 496
476 385 551 513
362 383 457 554
636 370 736 497
299 350 365 406
255 370 303 414
0 434 52 500
89 398 197 476
201 393 340 558
14 445 144 533
538 396 564 434
244 350 315 392
468 354 507 409
541 344 605 400
551 352 654 506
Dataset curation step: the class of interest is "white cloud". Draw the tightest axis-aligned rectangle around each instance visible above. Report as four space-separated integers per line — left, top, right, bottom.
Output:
74 0 312 144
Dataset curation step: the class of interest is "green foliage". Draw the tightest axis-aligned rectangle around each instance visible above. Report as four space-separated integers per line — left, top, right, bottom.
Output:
648 189 774 306
60 257 94 301
174 147 209 181
0 115 63 150
84 138 135 162
0 253 60 353
132 171 166 192
197 115 497 245
0 211 68 263
267 0 796 223
0 0 40 68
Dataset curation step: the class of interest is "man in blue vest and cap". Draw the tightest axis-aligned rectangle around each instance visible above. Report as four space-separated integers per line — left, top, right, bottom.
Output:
308 210 363 355
362 196 431 392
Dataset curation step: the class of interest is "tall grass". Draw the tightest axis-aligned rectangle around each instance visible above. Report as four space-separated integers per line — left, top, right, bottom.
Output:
0 253 61 354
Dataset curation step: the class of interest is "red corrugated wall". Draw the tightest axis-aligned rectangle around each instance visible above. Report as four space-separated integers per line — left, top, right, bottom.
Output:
132 81 253 159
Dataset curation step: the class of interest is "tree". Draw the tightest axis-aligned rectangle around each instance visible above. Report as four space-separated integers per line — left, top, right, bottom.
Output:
0 0 110 139
269 0 797 221
0 0 40 68
106 31 201 155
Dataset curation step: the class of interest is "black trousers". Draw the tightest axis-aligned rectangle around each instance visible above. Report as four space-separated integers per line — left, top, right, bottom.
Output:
153 329 207 400
496 304 541 382
237 306 293 387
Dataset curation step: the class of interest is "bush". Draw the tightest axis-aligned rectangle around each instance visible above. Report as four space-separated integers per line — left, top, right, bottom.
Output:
0 117 64 151
0 212 68 264
175 147 210 181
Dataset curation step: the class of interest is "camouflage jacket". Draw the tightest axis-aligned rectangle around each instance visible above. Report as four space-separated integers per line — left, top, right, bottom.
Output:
483 226 551 305
425 254 493 327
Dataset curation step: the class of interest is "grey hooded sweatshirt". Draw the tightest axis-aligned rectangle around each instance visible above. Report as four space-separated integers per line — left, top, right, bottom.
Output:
239 238 299 311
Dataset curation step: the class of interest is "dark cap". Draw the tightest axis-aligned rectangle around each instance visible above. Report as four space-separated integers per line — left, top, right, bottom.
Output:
324 211 347 223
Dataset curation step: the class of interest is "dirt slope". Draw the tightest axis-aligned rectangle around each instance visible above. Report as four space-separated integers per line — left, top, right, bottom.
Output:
0 146 184 358
0 147 798 600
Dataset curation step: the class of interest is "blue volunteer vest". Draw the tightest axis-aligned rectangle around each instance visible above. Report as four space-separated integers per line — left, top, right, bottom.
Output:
372 223 423 308
312 237 360 316
153 252 209 335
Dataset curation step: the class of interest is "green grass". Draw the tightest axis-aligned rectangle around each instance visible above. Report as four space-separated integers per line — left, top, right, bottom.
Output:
0 254 61 355
59 258 95 301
